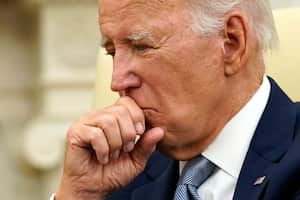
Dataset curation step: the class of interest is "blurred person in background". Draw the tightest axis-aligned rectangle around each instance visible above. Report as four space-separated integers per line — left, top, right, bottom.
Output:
52 0 300 199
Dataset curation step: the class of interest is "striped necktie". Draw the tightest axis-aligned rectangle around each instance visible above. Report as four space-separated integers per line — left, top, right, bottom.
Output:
173 155 216 200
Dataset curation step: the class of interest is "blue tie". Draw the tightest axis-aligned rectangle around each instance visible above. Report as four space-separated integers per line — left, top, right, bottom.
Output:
173 155 216 200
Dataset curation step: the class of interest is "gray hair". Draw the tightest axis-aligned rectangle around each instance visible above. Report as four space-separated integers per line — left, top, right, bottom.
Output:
187 0 278 51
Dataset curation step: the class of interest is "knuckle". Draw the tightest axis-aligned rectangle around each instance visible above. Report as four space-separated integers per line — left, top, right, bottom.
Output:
115 99 144 124
112 105 128 118
133 109 144 123
89 129 99 141
99 114 117 131
66 123 79 138
116 96 132 105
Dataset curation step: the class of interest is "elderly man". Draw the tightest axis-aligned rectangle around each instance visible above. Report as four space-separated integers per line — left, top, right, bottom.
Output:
53 0 300 199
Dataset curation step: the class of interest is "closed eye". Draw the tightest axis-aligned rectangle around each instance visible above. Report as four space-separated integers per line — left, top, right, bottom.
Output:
134 44 151 51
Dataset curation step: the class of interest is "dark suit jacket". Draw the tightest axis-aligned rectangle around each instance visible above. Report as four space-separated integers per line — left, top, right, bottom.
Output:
107 78 300 200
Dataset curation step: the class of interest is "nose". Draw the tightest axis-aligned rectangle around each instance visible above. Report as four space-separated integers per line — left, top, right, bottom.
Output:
110 53 142 92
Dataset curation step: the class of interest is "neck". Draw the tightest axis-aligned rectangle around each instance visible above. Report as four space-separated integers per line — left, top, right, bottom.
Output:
196 60 265 160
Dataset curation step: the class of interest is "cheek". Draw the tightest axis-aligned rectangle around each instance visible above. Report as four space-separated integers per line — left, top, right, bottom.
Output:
136 41 225 113
136 52 182 94
184 46 224 90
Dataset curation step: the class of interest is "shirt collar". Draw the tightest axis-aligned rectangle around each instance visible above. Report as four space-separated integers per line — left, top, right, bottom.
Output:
202 76 271 179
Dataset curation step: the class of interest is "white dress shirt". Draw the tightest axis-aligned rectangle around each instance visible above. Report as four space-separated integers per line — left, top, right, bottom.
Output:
51 76 270 200
180 76 271 199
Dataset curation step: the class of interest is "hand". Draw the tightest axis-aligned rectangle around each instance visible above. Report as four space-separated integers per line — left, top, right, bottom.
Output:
56 97 164 200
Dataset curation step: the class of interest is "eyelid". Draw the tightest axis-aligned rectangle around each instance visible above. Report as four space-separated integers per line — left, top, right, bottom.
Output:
131 38 151 44
134 43 150 49
131 39 154 49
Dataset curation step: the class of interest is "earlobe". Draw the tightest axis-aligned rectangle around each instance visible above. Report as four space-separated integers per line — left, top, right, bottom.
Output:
223 13 247 76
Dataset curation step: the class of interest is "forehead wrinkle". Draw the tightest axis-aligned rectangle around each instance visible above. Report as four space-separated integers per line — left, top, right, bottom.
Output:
98 0 183 47
99 0 178 22
99 1 156 46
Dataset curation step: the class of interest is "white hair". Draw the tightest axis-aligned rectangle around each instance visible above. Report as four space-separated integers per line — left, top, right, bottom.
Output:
187 0 278 51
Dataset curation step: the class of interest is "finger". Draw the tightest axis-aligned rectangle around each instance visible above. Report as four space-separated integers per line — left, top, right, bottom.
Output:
86 114 123 158
115 96 145 135
110 105 138 153
70 125 110 165
131 127 164 169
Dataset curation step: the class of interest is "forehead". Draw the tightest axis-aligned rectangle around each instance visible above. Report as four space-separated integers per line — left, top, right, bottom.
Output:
99 0 179 17
98 0 187 37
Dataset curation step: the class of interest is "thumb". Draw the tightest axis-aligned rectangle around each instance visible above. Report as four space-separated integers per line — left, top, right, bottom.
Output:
131 127 164 167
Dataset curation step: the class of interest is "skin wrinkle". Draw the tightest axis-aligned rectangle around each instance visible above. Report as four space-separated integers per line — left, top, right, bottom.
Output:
99 0 173 28
100 32 157 56
101 30 171 55
99 0 180 52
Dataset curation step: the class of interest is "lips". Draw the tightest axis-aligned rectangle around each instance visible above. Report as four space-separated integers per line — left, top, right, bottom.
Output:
142 108 160 131
145 119 153 131
141 107 158 111
143 108 155 130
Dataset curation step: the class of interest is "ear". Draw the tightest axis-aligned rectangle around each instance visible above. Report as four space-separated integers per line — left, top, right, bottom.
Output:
222 13 248 76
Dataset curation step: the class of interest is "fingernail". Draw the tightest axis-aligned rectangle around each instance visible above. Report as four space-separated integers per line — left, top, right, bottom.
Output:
124 141 135 152
112 150 120 160
135 122 144 134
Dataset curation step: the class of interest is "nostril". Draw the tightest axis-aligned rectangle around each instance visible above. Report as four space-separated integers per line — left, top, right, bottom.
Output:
119 91 126 97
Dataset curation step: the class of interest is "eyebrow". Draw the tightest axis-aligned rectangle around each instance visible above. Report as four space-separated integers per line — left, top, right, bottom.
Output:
126 32 156 43
100 32 156 48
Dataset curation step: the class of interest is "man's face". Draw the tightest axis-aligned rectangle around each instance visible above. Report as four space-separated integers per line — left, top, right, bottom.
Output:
99 0 228 160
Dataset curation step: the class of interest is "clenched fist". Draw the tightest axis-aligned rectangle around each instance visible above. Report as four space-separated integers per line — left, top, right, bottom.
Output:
56 97 164 200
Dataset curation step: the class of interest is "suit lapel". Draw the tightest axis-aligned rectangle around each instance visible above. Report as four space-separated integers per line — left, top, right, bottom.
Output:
233 77 297 199
132 152 179 200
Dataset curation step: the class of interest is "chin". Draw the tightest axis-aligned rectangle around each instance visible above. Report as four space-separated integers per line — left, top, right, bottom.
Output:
157 140 200 161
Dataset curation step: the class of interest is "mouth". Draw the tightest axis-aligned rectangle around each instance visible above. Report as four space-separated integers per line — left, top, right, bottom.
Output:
141 107 159 112
142 107 160 131
145 119 153 131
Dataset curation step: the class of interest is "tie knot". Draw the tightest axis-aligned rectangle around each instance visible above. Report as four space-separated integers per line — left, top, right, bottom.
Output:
179 155 215 187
